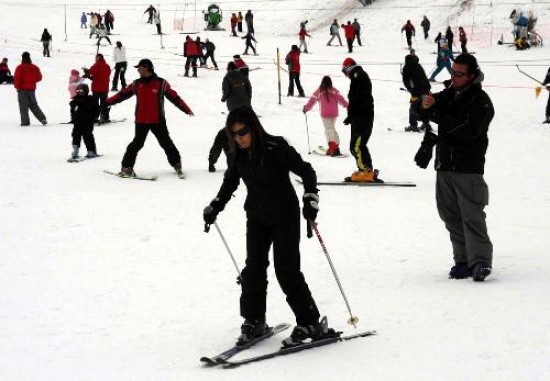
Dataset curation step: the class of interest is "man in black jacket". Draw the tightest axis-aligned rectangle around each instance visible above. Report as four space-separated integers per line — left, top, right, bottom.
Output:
203 107 338 347
416 54 494 281
342 57 378 182
402 53 431 132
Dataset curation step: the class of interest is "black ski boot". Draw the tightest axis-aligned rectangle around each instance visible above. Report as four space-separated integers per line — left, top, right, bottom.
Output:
236 317 269 346
472 262 492 282
282 316 340 347
449 263 472 279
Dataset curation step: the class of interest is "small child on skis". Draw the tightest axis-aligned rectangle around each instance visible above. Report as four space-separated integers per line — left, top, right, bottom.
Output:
302 75 348 156
69 83 100 160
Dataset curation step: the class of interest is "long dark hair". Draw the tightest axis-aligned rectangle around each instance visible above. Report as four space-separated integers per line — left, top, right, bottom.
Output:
319 76 333 102
225 107 269 154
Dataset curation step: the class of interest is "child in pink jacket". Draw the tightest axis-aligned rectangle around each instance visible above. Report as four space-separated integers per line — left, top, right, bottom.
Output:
303 76 348 156
68 69 85 98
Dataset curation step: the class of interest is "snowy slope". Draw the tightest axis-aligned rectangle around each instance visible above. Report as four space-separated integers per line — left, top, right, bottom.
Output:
1 0 550 380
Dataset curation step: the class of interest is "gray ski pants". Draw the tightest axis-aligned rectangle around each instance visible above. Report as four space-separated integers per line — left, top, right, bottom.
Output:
436 171 493 267
17 90 46 125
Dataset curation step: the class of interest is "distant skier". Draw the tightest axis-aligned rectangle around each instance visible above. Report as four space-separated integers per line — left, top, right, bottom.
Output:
298 21 311 53
420 15 430 39
401 54 431 132
242 32 257 55
429 44 454 82
80 12 88 29
14 52 47 126
0 57 14 84
104 10 114 34
200 38 218 69
69 83 100 159
144 5 156 24
237 11 244 33
401 20 416 49
352 18 362 46
445 26 455 52
183 35 200 77
83 53 112 123
341 21 356 53
327 19 342 46
302 75 348 156
96 25 112 46
244 10 254 34
230 13 238 36
154 11 162 35
341 57 379 182
106 58 194 178
458 26 468 53
112 41 127 91
40 28 52 57
285 45 305 97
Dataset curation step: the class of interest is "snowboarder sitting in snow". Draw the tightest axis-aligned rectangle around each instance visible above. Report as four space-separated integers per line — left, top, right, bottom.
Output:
203 107 340 347
0 57 14 84
69 83 100 159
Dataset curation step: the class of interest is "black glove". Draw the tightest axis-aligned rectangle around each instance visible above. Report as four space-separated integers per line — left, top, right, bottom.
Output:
203 197 223 231
343 116 351 125
302 193 319 222
414 131 438 169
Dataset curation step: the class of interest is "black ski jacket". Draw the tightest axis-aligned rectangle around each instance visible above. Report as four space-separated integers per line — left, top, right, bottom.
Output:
422 72 494 174
215 136 317 223
402 56 431 98
346 65 374 119
70 95 100 125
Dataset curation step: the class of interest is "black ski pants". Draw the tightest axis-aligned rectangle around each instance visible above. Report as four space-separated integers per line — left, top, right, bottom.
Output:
203 51 218 68
121 123 181 168
350 115 374 170
112 62 127 89
72 122 96 152
346 38 354 53
240 214 321 326
92 91 110 121
287 72 304 97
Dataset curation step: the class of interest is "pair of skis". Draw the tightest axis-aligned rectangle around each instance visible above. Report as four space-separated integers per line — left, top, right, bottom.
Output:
200 323 376 368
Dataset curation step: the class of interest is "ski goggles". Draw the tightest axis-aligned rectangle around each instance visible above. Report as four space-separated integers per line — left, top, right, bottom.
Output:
450 69 467 77
231 125 251 137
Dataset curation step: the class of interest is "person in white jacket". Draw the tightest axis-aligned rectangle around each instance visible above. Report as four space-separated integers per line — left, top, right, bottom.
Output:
302 76 348 156
112 41 127 91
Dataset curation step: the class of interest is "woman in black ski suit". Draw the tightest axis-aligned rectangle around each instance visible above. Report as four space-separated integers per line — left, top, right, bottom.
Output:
203 107 337 346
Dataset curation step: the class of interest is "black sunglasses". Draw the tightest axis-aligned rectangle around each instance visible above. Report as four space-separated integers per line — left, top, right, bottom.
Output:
451 70 467 77
231 126 251 137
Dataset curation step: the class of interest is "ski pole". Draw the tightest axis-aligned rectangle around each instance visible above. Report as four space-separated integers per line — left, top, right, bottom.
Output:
213 222 242 284
516 64 544 86
304 112 312 154
309 220 359 328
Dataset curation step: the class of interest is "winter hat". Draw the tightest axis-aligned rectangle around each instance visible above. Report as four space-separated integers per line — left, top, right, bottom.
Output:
342 57 356 73
71 69 79 76
75 83 89 95
134 58 154 71
22 51 30 59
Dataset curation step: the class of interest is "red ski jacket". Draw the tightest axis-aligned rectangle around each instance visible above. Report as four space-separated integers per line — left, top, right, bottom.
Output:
88 57 111 93
106 74 193 124
184 39 200 57
285 50 301 73
14 63 42 91
341 24 356 40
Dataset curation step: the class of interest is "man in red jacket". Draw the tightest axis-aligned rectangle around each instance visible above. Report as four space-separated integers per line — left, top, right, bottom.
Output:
84 54 112 123
341 21 356 53
285 45 305 97
106 59 194 178
13 51 47 126
183 35 200 77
